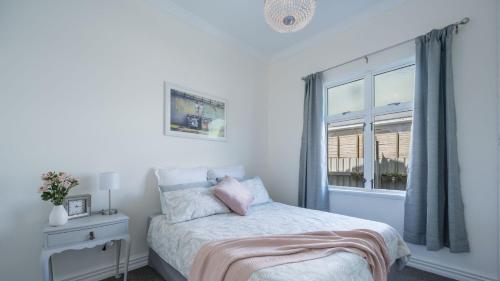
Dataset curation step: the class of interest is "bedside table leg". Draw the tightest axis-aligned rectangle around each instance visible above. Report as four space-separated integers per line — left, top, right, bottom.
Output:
49 256 54 281
123 239 131 281
115 240 122 279
41 253 51 281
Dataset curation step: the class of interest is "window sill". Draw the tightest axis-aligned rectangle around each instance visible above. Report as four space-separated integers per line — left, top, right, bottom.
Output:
328 186 406 201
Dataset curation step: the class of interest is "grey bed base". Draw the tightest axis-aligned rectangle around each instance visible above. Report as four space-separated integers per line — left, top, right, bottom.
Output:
149 248 187 281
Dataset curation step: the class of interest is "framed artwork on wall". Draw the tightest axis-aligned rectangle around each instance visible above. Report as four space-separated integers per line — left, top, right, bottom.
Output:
164 82 227 141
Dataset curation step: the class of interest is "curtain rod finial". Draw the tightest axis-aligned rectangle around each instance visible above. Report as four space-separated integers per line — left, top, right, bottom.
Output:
460 17 470 25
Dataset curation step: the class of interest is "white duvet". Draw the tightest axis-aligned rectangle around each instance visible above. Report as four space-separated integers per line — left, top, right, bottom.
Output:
147 202 411 281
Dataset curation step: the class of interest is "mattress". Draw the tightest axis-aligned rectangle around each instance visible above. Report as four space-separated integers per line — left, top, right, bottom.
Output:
147 202 411 281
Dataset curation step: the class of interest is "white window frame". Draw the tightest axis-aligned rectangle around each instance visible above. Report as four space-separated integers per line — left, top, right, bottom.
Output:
324 58 415 194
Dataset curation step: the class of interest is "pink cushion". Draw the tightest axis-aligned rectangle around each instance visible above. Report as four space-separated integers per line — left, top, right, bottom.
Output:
213 176 255 215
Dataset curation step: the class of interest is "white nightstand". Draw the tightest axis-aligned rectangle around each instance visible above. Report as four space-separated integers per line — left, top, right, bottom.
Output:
40 212 131 281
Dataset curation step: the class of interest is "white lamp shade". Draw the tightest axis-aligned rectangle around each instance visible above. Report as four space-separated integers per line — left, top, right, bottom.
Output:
99 172 120 191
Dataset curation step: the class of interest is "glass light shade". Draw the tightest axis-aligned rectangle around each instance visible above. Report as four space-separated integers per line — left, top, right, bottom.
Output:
264 0 316 33
99 172 120 190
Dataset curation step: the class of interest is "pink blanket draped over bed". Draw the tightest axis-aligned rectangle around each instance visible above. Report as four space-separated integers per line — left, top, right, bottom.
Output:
188 229 391 281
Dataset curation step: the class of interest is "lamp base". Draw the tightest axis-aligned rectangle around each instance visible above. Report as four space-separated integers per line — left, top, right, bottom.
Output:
101 209 118 215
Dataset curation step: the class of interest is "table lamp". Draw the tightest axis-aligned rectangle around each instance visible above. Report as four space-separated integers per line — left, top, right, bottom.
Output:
99 172 120 215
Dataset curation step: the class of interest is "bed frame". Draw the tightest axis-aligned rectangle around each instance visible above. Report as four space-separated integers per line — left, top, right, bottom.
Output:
147 214 188 281
149 248 187 281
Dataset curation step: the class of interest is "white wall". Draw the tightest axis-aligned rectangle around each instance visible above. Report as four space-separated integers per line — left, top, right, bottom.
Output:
1 0 498 280
265 0 499 280
0 0 266 280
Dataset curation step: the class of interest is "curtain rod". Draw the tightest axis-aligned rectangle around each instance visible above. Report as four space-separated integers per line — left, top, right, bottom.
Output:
301 17 470 81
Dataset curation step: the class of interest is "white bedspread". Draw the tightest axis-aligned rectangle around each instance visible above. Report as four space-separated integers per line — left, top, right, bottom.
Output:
147 202 411 281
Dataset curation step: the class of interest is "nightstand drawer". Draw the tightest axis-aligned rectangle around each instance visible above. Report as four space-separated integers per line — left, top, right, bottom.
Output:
47 221 127 248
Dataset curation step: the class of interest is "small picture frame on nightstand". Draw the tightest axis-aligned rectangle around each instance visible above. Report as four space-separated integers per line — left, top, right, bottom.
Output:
64 194 91 219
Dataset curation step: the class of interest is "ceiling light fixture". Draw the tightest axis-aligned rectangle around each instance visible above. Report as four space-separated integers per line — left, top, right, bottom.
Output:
264 0 316 33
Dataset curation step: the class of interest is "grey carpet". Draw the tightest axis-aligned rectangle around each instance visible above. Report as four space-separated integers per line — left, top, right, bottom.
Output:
388 266 456 281
102 265 456 281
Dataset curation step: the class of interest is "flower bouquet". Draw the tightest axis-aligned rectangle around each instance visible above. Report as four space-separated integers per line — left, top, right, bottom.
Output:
38 171 79 226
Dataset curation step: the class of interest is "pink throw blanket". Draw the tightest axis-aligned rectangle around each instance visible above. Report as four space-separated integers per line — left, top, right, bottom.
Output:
189 229 390 281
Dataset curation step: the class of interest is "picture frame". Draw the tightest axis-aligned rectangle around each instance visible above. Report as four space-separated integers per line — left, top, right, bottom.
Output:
63 194 91 219
164 82 227 141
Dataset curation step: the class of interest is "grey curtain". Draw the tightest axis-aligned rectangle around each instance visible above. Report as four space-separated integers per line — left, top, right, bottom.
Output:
404 25 469 252
298 73 329 211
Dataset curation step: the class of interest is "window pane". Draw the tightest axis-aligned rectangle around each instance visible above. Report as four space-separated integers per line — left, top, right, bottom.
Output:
327 122 364 188
327 79 364 115
374 65 415 107
373 116 412 191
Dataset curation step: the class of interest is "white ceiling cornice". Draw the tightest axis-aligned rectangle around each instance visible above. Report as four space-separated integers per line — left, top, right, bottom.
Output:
269 0 407 62
146 0 407 63
146 0 267 62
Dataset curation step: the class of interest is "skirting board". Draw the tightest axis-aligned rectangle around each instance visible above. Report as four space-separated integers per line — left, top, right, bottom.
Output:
408 256 497 281
61 254 148 281
61 252 498 281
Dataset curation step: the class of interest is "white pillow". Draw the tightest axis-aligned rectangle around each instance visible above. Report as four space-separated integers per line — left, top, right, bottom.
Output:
161 187 230 223
157 181 213 214
207 165 245 181
240 177 272 206
155 167 209 214
155 167 208 186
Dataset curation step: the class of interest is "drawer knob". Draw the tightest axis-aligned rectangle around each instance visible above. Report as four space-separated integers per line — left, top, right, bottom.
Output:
89 231 95 240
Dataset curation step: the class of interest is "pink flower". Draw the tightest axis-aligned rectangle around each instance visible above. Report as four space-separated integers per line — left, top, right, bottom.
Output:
38 171 79 202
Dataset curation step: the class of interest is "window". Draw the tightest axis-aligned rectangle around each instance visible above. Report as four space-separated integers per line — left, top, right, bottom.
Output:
373 115 412 190
374 65 415 107
327 122 364 188
327 79 364 115
326 63 415 191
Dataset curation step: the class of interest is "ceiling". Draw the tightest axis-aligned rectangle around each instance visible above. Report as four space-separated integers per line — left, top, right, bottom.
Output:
158 0 404 59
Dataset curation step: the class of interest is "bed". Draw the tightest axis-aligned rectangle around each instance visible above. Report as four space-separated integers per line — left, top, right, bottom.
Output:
147 166 411 281
147 202 410 281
